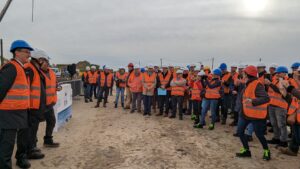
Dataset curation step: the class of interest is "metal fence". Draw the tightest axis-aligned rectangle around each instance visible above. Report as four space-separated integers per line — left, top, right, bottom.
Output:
58 79 83 97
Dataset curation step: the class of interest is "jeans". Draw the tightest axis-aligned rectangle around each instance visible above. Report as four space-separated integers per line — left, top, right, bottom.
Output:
132 92 142 111
269 105 288 142
115 87 125 105
237 115 268 150
143 95 153 115
236 114 254 136
89 84 97 99
200 98 218 125
171 96 184 117
85 84 91 99
289 124 300 153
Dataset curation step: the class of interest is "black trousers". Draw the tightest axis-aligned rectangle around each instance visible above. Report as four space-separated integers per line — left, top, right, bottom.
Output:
98 87 110 103
44 108 56 141
171 96 184 117
158 94 170 114
0 128 28 169
27 114 40 152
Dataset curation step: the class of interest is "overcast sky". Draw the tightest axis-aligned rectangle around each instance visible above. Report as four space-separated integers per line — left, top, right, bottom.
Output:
0 0 299 69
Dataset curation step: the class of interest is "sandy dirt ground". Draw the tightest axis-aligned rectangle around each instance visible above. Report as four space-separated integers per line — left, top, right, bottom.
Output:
12 96 300 169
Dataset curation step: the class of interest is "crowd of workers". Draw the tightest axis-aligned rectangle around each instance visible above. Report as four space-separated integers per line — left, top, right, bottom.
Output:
82 60 300 161
0 39 300 169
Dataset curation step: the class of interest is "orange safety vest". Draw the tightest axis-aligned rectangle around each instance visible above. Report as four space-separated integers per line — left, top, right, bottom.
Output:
288 97 300 124
242 80 268 120
231 72 239 82
267 80 288 109
258 75 265 85
128 73 143 92
191 81 203 101
100 72 113 87
205 80 221 99
158 71 171 91
222 72 231 94
83 71 88 80
289 78 299 90
26 63 41 109
116 72 127 88
171 78 186 96
0 60 30 110
88 71 98 84
41 69 57 106
143 73 156 93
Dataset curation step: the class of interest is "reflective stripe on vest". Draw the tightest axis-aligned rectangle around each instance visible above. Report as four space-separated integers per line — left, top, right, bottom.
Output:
116 72 127 88
171 78 185 96
88 71 98 84
191 82 202 101
100 72 113 87
25 63 41 109
268 81 288 109
0 60 30 110
41 69 57 106
205 80 221 99
222 73 231 94
242 80 268 120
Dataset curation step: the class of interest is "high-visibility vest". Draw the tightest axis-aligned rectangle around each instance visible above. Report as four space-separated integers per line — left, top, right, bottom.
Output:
242 80 268 120
0 60 30 110
116 72 127 88
143 73 156 93
128 73 143 92
267 80 288 109
204 80 221 99
26 63 41 109
83 71 89 81
88 71 98 84
288 97 300 124
289 78 299 90
158 71 171 91
100 72 113 87
41 69 57 106
231 72 239 81
171 78 185 96
222 72 231 94
205 71 213 81
258 75 265 85
191 81 203 101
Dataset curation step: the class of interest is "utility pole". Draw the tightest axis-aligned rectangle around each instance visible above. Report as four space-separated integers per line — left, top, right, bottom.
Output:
160 58 162 67
31 0 34 22
0 0 13 23
259 58 262 62
211 57 214 70
0 39 3 66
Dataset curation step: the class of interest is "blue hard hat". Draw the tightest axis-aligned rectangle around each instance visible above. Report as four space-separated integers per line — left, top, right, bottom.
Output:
10 40 33 53
275 66 289 73
291 62 300 69
140 68 145 73
213 68 222 76
219 63 227 71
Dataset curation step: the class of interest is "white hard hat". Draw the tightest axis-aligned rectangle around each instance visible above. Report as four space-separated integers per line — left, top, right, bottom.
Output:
134 64 140 69
238 64 246 69
269 63 278 69
91 66 96 69
195 67 201 71
119 66 125 70
175 66 181 69
257 62 266 68
231 64 238 68
190 64 196 67
86 66 90 71
31 49 50 60
183 67 189 71
104 66 110 70
161 64 168 68
176 69 183 74
168 64 174 68
198 71 205 76
147 64 154 69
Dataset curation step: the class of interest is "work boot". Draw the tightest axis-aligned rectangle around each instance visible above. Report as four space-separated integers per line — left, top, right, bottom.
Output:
121 103 124 108
169 115 176 119
16 158 31 169
236 148 252 158
130 110 135 113
263 149 271 161
233 133 239 137
276 141 288 148
191 114 196 121
193 123 203 128
103 102 107 108
156 112 163 116
44 136 60 148
89 98 93 102
221 118 226 125
114 104 117 108
208 124 215 130
27 151 45 160
267 138 280 145
280 147 298 156
95 102 100 108
85 99 89 103
31 147 41 153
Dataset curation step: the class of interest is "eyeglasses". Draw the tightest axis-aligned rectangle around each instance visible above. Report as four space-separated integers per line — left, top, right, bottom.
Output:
17 50 31 54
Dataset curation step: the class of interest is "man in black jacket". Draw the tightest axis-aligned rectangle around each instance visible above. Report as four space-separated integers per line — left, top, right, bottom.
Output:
0 40 33 169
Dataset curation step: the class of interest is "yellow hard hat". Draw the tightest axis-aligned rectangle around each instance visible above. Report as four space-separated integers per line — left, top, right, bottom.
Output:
204 66 211 70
